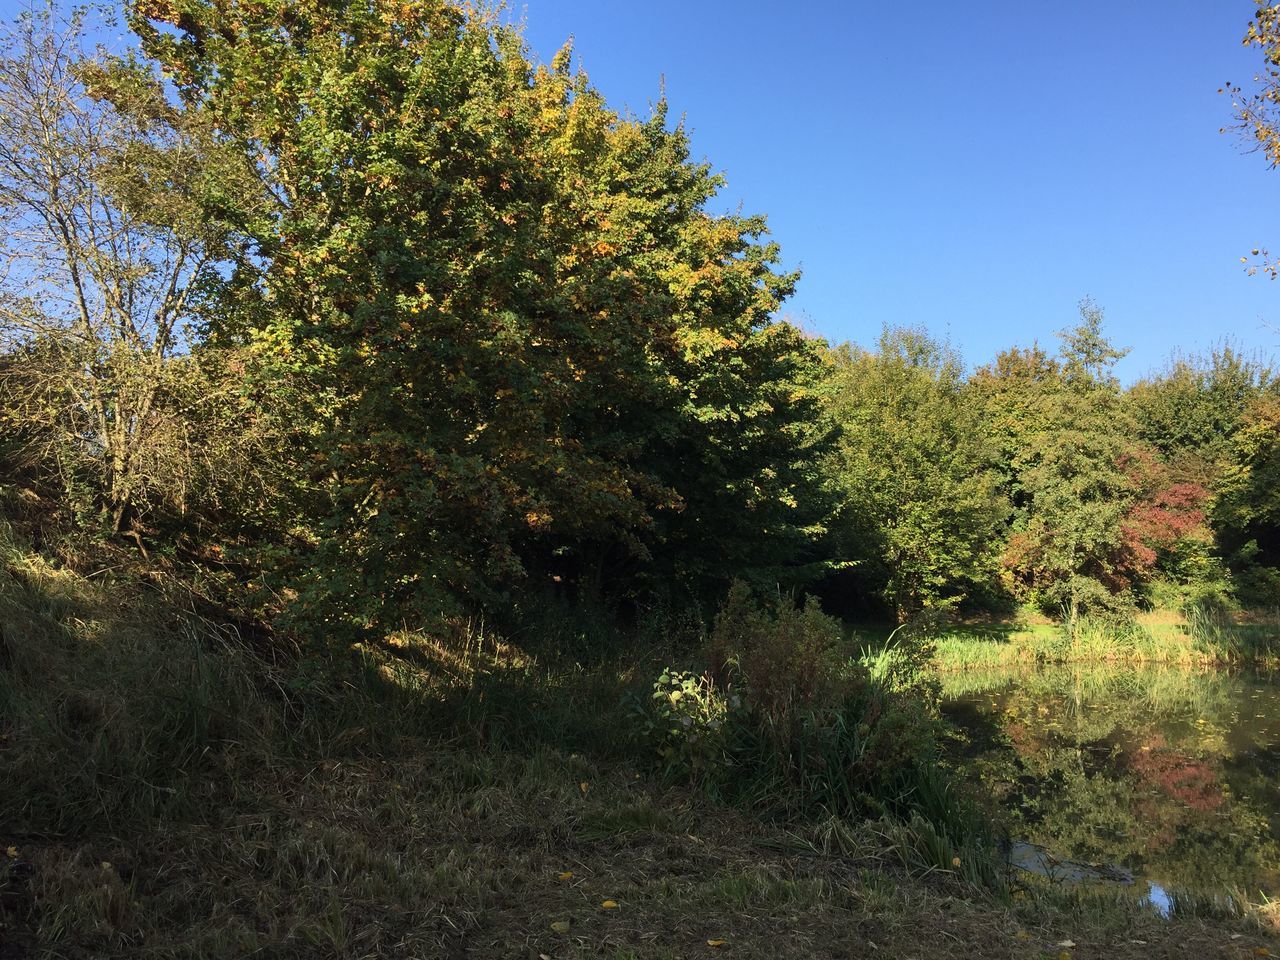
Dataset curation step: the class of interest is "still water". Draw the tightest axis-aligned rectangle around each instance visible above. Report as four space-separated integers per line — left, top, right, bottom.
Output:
940 665 1280 901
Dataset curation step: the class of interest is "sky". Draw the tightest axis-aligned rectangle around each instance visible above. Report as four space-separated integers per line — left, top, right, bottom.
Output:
513 0 1280 382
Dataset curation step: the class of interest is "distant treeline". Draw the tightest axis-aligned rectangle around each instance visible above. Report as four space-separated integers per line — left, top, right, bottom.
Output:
823 321 1278 620
0 1 1275 642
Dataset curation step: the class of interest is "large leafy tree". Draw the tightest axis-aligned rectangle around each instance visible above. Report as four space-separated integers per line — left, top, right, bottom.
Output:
998 303 1140 617
824 328 1006 619
1126 347 1275 478
127 0 831 635
1127 349 1278 601
967 343 1062 517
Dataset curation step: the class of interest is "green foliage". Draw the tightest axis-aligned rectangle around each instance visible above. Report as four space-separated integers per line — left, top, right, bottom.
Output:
638 669 740 786
824 327 1008 618
634 583 992 870
1214 393 1280 604
121 0 834 636
997 303 1139 617
705 581 859 742
1127 345 1275 471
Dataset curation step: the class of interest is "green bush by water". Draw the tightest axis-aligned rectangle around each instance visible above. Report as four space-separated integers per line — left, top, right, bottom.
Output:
637 585 1005 886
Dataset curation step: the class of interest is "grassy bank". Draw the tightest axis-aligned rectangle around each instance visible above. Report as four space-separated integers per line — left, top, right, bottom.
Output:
2 534 1278 958
850 610 1280 672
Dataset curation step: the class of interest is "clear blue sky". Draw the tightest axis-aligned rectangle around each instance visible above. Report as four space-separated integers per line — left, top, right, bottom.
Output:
514 0 1279 382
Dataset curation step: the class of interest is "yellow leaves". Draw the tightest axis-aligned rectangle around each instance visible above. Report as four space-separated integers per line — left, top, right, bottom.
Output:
1255 948 1272 958
578 781 590 795
601 899 619 910
706 938 728 948
5 846 18 859
557 870 573 881
550 920 571 934
950 856 961 868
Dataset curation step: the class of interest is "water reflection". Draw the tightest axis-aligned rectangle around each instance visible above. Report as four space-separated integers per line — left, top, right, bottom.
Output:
1145 882 1172 917
940 664 1280 900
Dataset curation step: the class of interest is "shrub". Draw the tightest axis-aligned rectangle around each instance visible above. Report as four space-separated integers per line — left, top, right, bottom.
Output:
638 669 740 785
644 583 991 867
706 582 860 749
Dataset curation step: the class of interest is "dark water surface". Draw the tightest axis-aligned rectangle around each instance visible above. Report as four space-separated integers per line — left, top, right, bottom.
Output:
940 665 1280 901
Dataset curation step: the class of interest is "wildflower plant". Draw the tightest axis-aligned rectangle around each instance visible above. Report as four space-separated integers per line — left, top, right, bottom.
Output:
641 669 740 786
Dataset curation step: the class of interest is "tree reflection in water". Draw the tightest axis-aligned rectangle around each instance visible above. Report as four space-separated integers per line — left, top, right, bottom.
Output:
941 665 1280 899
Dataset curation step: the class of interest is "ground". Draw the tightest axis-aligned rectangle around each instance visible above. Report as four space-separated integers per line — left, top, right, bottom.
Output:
3 746 1278 959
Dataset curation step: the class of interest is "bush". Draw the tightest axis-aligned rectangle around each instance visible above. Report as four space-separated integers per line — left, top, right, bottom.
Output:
706 582 861 749
642 583 993 870
638 669 740 785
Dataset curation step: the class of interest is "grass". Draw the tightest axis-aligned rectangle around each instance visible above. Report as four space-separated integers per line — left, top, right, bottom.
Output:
2 531 1279 958
851 609 1280 672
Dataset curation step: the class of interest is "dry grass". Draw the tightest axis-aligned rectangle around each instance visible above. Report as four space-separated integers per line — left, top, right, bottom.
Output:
4 749 1279 959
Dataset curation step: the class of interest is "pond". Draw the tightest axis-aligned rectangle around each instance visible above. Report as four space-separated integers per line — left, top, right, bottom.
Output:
940 664 1280 903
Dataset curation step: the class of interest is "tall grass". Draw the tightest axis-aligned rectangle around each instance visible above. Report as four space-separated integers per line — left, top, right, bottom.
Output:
925 610 1280 672
0 533 281 836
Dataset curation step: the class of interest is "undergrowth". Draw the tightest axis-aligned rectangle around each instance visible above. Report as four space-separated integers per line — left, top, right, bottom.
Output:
1 527 1277 958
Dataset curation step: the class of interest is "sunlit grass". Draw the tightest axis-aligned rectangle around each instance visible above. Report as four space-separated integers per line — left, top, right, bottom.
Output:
899 611 1280 672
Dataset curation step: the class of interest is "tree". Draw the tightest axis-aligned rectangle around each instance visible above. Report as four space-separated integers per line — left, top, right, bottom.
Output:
1225 2 1280 277
1127 348 1277 603
0 4 242 536
1214 393 1280 603
1126 346 1275 475
999 304 1139 618
967 342 1061 517
128 0 833 635
824 327 1006 619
